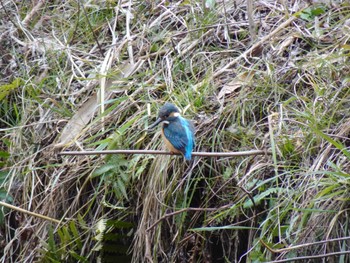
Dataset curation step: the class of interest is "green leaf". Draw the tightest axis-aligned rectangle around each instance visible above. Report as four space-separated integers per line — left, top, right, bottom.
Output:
117 178 128 200
91 164 118 178
47 226 58 254
77 214 87 229
311 126 350 160
0 151 10 158
0 170 9 184
70 250 88 262
311 6 326 16
69 221 82 250
296 5 326 21
0 189 13 226
116 115 140 136
243 187 285 208
0 78 23 101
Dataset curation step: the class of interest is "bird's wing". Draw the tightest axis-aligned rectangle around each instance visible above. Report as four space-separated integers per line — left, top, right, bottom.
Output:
187 119 195 147
163 121 188 153
179 117 195 150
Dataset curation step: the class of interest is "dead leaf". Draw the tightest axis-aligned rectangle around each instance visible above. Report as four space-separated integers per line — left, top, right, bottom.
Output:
54 61 145 149
217 72 253 99
54 94 97 149
276 34 297 56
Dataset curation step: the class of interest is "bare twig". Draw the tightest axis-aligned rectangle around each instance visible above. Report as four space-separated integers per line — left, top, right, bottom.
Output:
0 201 61 224
146 206 231 232
261 236 350 254
59 149 271 157
266 250 350 263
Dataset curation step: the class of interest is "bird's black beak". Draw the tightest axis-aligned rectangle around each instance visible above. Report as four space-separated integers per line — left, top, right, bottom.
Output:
148 118 163 131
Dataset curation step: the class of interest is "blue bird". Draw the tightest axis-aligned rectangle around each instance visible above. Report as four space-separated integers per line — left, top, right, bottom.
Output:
148 103 195 160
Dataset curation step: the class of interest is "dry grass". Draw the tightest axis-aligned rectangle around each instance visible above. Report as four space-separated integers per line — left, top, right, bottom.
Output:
1 0 350 262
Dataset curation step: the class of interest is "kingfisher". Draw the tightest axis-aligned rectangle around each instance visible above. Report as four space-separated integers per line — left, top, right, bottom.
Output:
148 103 195 160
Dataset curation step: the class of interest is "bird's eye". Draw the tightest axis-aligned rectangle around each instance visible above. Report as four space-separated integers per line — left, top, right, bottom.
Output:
164 114 169 118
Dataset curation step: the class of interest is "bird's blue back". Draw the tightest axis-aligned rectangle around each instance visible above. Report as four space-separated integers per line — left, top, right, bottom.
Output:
163 116 195 160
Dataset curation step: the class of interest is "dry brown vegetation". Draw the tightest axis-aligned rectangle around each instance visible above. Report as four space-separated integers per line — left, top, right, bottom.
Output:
1 0 350 262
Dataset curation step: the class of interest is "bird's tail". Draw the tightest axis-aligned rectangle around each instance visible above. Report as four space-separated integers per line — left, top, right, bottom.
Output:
184 152 192 161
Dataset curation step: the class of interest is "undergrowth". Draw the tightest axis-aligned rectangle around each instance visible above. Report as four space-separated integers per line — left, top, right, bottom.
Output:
1 1 350 262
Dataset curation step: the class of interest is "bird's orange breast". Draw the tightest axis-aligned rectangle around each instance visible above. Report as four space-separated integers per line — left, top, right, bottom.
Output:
161 128 181 154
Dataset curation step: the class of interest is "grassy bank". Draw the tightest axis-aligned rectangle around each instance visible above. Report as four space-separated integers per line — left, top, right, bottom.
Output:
1 1 350 262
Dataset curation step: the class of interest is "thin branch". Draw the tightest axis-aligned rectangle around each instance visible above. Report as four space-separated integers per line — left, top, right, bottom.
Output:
146 205 231 232
261 236 350 254
0 201 61 224
267 250 350 263
59 149 271 157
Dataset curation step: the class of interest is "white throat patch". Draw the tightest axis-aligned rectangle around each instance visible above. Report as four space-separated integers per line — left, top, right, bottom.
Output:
173 112 180 117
